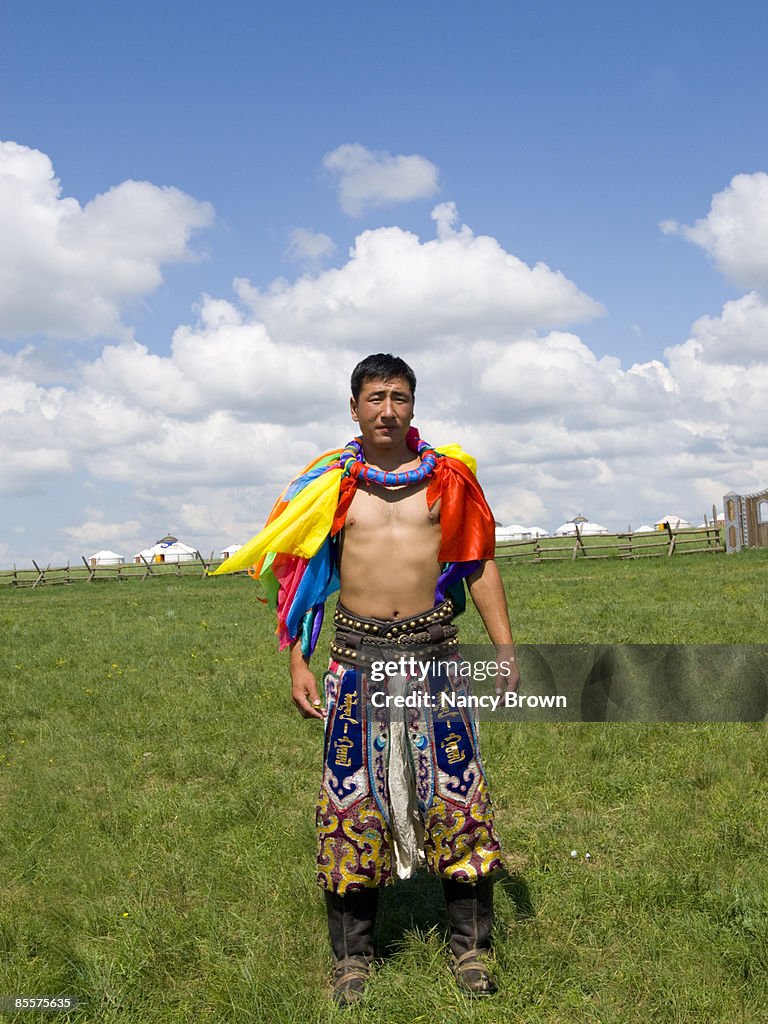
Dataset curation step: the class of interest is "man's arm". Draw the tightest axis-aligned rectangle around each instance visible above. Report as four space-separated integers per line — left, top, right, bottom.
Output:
467 559 520 693
290 640 326 720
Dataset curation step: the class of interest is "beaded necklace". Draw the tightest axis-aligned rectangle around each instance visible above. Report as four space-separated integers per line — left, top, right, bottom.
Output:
339 436 438 487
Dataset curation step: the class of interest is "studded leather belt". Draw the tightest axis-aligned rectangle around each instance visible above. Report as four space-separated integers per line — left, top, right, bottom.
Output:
331 598 459 666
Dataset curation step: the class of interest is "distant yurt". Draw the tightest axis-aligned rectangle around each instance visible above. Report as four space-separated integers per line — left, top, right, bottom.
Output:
698 512 725 527
88 550 124 567
527 526 550 538
654 515 691 530
220 544 242 559
554 516 608 537
495 524 531 541
634 525 655 533
581 522 609 535
134 535 198 564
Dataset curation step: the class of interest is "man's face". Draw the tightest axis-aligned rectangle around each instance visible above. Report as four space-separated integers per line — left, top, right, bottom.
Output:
350 376 414 448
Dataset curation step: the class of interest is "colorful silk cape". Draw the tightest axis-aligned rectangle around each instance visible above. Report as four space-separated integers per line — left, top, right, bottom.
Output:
210 428 496 655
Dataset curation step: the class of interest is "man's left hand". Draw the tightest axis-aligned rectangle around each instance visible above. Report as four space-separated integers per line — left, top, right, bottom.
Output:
494 643 520 695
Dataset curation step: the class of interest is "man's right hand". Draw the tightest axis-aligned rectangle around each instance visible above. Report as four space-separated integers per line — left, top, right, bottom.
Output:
291 660 326 720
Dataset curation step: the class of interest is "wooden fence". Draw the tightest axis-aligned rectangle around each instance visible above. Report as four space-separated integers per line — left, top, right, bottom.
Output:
0 553 242 589
495 523 724 563
1 523 726 587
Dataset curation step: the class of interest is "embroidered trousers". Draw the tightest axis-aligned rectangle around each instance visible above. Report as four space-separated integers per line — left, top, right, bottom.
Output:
316 657 503 894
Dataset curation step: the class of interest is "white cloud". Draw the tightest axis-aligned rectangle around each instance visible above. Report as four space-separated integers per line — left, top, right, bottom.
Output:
236 206 604 348
661 172 768 291
61 518 143 549
680 292 768 364
5 164 768 562
475 333 626 420
82 296 350 424
0 141 214 341
665 326 768 450
0 374 72 494
81 341 200 416
286 227 336 265
323 143 439 215
5 289 767 555
83 413 335 489
0 443 73 495
431 201 474 242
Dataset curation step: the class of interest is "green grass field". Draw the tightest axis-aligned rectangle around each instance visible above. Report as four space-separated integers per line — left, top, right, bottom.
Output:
1 551 767 1023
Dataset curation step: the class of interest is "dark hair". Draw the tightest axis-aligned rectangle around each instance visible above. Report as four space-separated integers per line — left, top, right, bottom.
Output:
350 354 417 401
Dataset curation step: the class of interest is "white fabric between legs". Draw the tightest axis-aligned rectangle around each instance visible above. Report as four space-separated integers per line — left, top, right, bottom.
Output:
386 673 426 879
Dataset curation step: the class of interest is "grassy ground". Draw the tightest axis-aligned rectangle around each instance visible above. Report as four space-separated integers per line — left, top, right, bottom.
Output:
1 551 767 1022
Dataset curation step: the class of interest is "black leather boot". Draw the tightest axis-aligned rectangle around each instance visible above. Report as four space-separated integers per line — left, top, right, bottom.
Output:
325 888 379 1006
442 876 497 996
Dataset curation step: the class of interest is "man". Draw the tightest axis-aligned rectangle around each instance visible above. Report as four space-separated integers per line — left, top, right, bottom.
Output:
214 353 518 1005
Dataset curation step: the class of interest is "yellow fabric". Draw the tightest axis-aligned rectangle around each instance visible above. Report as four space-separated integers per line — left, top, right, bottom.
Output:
210 468 343 575
436 443 477 476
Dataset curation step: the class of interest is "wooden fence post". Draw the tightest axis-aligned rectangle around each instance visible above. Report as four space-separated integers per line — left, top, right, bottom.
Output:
31 559 47 589
572 524 586 559
665 522 676 556
139 554 155 581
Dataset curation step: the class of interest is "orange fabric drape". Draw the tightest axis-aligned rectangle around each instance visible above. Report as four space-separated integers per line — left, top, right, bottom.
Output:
427 457 496 562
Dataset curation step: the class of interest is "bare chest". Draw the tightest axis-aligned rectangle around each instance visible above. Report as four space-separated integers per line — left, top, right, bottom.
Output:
345 482 440 531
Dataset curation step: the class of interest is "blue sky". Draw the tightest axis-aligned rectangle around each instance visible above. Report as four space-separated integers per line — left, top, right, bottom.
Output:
2 0 767 562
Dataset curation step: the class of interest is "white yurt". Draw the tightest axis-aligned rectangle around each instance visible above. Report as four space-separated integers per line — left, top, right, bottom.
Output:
554 515 609 537
634 525 655 533
220 544 242 559
527 526 550 538
654 515 691 530
134 535 198 564
554 522 575 536
495 524 532 541
698 514 725 527
88 550 124 567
